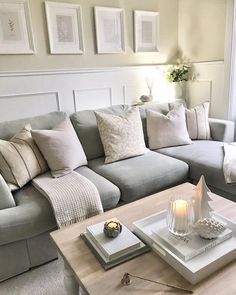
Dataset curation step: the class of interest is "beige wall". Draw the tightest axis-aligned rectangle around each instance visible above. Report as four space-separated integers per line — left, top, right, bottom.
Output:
0 0 178 71
178 0 227 62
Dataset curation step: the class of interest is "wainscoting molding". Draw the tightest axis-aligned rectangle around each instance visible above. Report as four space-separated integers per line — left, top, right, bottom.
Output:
0 62 225 122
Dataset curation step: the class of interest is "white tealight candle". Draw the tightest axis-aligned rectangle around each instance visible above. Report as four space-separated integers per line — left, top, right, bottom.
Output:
173 200 188 216
167 198 194 236
173 200 188 231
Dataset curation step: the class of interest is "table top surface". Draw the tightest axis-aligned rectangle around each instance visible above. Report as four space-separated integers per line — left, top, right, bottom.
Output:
51 182 236 295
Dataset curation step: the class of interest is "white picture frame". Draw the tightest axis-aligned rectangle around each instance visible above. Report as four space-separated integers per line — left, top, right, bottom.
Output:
0 0 34 54
134 10 159 53
45 2 84 54
94 6 125 54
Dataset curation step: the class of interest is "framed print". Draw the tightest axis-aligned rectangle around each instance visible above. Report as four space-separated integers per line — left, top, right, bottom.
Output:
45 2 84 54
0 0 34 54
134 10 159 53
94 7 125 54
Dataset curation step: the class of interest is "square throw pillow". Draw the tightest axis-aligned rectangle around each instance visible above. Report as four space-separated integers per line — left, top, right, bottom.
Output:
31 119 87 177
95 107 148 164
0 124 48 190
147 104 192 149
186 102 211 140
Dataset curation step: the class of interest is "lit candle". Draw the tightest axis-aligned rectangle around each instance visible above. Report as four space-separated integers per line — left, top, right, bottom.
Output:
172 200 188 232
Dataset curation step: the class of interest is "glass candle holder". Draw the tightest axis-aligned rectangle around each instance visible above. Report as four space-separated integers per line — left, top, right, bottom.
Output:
167 196 194 237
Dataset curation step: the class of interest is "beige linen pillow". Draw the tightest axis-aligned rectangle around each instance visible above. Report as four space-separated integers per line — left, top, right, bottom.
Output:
186 102 211 140
0 124 48 190
147 105 192 149
32 119 87 177
95 107 148 164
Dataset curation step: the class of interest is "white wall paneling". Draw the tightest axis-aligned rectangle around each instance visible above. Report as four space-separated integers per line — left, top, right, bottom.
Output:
0 92 60 122
186 62 225 119
73 88 112 111
186 81 212 115
0 62 225 122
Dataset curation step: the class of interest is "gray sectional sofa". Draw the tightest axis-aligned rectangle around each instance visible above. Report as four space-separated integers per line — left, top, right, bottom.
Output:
0 103 235 281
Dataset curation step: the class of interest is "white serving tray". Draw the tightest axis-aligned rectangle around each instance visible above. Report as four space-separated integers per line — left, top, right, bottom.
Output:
132 210 236 284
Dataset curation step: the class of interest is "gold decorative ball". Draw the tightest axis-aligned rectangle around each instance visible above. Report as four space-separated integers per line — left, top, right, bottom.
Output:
104 220 122 238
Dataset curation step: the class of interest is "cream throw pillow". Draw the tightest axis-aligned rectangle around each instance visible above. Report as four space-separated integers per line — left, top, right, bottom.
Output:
186 102 211 140
147 105 192 149
0 124 48 190
95 107 148 164
32 119 87 177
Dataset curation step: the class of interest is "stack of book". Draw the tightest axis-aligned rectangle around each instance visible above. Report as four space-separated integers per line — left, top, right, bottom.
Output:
81 218 149 270
152 225 232 262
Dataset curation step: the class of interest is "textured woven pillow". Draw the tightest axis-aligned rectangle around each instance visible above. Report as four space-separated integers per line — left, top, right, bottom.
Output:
95 107 148 164
147 104 192 149
0 124 48 190
32 119 87 177
186 102 211 140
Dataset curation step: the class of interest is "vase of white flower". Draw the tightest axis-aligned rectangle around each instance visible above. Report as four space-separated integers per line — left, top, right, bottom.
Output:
169 82 183 99
166 58 193 99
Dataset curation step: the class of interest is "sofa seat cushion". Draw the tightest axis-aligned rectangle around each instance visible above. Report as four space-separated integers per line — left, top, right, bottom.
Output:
0 166 120 246
88 151 189 202
157 140 236 199
75 166 120 209
0 184 56 246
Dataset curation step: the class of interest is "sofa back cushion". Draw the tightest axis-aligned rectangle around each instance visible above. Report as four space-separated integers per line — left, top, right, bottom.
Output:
0 112 68 140
70 105 130 160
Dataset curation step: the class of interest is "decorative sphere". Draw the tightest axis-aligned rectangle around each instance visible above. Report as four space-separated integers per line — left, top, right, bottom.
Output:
104 220 122 238
193 218 225 239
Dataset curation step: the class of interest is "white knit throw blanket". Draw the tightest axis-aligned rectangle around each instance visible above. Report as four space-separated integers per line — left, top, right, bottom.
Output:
32 171 103 228
223 143 236 184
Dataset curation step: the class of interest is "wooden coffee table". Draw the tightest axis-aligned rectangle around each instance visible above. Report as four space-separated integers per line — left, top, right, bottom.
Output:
51 182 236 294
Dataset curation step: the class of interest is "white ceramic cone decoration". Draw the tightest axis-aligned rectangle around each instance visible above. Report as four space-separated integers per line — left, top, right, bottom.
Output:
194 175 213 222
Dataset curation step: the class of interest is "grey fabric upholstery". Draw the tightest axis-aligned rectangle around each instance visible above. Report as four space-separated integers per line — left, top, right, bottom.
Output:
0 232 58 282
0 184 56 246
27 231 58 267
0 240 30 282
0 167 121 246
70 105 130 160
88 151 189 202
0 111 67 140
209 118 235 142
0 174 16 209
157 141 236 201
75 166 120 209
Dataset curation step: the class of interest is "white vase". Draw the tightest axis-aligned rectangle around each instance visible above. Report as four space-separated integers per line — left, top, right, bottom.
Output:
169 82 183 99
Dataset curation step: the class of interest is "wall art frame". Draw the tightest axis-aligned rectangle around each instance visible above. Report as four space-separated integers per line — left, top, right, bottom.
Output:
0 0 35 54
45 1 84 55
94 6 125 54
134 10 159 53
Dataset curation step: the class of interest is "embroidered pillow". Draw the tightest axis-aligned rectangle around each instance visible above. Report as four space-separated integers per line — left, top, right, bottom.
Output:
0 124 48 190
32 119 87 177
147 104 192 149
95 107 148 164
186 102 211 140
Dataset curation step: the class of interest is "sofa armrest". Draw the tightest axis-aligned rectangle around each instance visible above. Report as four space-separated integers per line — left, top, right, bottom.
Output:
209 118 235 142
0 174 16 210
